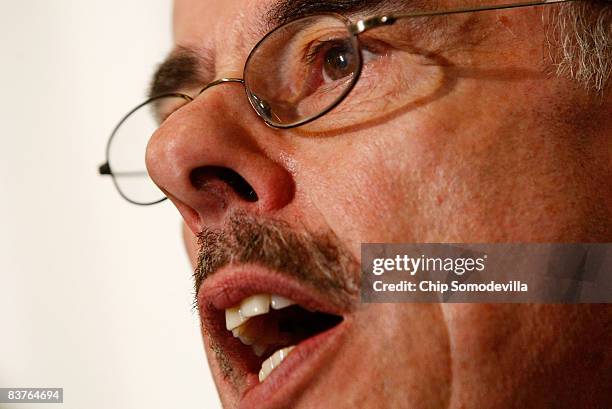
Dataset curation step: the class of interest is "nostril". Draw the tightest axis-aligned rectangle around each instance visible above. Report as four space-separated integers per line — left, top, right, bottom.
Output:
189 166 259 202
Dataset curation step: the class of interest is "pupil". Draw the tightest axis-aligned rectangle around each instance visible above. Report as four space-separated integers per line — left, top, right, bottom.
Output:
324 45 353 81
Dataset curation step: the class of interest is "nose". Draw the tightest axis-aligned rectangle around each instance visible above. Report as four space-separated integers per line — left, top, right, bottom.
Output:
145 81 295 233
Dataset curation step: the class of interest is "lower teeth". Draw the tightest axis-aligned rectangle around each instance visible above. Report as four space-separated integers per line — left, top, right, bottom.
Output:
258 346 295 382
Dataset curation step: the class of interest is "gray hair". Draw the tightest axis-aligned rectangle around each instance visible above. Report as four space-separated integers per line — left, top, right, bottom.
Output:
547 1 612 92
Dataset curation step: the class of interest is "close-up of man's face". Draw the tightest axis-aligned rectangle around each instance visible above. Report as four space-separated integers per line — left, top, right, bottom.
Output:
133 0 611 407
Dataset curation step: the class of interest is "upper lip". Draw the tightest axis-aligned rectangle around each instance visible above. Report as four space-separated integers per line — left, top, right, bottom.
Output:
197 263 355 397
198 263 352 314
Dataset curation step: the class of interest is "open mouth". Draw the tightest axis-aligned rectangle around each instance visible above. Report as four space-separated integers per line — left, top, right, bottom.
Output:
225 294 344 382
198 266 355 407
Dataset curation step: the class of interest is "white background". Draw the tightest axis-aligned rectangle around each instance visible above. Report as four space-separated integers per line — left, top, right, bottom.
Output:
0 1 221 408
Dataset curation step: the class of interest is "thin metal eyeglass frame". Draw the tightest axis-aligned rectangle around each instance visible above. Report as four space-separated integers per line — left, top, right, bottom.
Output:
99 0 575 205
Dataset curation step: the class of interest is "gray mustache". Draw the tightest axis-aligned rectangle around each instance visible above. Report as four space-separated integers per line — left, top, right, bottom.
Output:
195 211 360 308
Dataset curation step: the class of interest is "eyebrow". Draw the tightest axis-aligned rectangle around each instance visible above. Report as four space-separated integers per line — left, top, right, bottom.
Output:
266 0 396 27
149 0 412 98
148 46 212 98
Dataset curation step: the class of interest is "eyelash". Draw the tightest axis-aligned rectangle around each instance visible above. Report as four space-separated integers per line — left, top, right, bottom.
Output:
305 39 347 64
304 38 389 68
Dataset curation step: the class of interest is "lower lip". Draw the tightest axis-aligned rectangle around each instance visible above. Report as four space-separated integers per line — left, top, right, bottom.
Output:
238 318 350 409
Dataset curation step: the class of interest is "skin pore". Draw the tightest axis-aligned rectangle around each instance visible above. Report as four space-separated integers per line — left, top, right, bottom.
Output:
148 0 612 407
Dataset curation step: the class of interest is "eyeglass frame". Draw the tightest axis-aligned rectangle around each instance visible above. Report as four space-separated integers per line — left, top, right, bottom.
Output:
99 0 575 205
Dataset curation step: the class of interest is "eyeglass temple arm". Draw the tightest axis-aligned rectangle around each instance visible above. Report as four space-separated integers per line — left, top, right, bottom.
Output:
99 162 111 176
350 0 576 34
98 164 149 177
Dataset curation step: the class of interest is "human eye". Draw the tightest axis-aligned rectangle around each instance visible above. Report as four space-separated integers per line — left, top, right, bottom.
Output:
290 35 392 108
295 31 446 132
303 38 358 89
243 14 443 129
243 18 362 126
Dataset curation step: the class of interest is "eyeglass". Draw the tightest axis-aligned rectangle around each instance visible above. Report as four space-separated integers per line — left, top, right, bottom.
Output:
99 0 573 205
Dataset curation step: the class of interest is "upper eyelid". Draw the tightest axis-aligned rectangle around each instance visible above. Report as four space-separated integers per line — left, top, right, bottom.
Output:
305 39 348 64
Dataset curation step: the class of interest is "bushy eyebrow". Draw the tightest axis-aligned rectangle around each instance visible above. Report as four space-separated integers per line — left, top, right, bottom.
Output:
148 46 213 98
266 0 391 27
149 0 411 98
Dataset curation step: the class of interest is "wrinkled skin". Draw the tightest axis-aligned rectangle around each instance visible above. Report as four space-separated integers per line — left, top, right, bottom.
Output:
146 0 612 407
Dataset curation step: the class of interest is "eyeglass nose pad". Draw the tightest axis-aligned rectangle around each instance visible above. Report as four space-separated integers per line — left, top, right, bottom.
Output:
250 93 272 119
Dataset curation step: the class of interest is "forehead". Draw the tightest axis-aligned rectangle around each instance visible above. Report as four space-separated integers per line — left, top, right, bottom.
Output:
172 0 417 51
173 0 267 49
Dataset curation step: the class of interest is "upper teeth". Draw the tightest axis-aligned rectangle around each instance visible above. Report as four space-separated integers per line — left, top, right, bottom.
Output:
225 306 249 331
270 295 294 310
225 294 296 331
240 294 271 318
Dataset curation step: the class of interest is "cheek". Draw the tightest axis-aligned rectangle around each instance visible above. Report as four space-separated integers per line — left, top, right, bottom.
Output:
291 127 438 248
289 68 586 247
439 304 609 404
299 304 452 408
291 114 487 248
